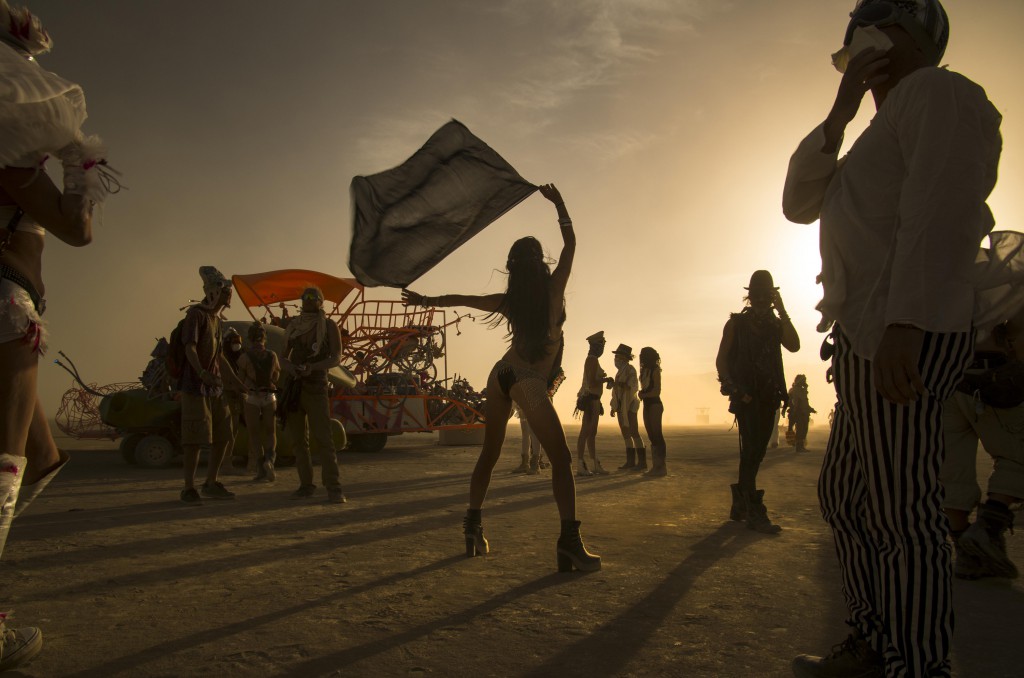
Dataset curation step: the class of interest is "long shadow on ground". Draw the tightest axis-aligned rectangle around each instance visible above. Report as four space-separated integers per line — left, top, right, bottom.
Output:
518 524 754 677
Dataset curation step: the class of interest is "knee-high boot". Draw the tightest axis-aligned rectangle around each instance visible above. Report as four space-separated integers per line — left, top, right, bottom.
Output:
618 448 636 470
644 445 667 477
634 447 648 472
729 483 747 522
746 489 782 534
1 454 26 560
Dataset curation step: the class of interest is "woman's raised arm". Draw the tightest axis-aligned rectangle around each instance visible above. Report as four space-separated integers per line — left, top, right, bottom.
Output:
538 184 575 287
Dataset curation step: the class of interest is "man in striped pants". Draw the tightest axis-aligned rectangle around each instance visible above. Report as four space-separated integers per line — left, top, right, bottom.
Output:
783 1 1003 675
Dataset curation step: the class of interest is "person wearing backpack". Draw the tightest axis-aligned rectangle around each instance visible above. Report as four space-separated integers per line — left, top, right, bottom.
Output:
177 266 245 504
237 322 281 482
283 286 346 504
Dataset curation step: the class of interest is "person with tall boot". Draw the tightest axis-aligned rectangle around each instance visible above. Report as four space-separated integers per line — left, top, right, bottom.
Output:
639 347 667 477
610 344 645 471
403 184 600 572
716 270 799 533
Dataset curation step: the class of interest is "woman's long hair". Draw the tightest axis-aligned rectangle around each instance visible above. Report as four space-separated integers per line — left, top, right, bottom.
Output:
639 347 661 370
639 346 661 384
487 237 553 362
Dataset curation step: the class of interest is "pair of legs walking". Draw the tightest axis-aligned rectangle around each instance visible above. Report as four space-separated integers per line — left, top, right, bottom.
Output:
466 362 599 572
796 329 972 677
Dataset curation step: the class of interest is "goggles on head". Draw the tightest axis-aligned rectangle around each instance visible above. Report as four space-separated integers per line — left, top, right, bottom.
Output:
301 288 324 305
843 2 940 64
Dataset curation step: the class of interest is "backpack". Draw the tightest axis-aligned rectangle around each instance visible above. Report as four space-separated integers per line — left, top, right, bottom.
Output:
165 317 188 381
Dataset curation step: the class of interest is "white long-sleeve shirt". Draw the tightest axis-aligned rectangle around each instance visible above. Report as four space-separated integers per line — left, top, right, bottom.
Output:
610 363 639 414
783 67 1002 360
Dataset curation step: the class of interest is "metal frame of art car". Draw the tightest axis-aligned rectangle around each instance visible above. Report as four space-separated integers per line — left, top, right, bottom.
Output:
233 270 486 453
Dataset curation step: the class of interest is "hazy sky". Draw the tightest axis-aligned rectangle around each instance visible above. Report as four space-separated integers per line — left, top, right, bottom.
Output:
29 0 1024 428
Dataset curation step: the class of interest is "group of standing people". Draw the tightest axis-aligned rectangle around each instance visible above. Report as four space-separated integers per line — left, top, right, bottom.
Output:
573 333 666 478
174 272 347 505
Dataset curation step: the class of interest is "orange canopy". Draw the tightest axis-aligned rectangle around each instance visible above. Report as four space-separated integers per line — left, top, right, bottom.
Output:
232 270 363 311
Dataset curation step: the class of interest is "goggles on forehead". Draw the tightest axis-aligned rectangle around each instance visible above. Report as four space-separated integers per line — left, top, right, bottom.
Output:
843 2 940 63
844 3 906 44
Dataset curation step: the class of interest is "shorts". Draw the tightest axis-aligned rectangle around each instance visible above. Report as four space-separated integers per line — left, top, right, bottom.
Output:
246 391 277 408
0 278 46 353
180 392 233 446
941 391 1024 509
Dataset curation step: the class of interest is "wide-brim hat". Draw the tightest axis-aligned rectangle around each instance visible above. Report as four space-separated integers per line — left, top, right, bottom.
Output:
612 343 634 359
586 330 605 343
744 270 778 293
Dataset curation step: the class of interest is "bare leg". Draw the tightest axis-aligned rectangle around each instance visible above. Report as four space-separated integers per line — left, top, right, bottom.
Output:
576 406 599 465
468 385 513 509
23 398 61 484
0 340 38 459
182 444 201 489
945 508 970 532
627 410 642 449
519 417 530 463
518 387 577 521
205 440 229 485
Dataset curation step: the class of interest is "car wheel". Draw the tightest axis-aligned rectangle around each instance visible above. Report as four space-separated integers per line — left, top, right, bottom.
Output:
134 434 176 468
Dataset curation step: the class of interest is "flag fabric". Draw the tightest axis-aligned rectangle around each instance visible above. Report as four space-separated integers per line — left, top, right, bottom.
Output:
349 119 536 287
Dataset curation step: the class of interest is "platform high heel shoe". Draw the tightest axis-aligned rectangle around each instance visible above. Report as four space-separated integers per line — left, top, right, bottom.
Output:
463 508 489 557
556 520 601 572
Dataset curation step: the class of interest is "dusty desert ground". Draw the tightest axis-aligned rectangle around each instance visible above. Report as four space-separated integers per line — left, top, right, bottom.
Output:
2 424 1021 677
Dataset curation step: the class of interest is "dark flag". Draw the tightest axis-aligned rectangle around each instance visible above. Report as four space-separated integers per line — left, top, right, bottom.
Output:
349 119 536 287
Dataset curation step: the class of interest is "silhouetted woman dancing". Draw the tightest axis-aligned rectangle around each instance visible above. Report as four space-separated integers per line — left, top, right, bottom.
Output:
403 183 600 572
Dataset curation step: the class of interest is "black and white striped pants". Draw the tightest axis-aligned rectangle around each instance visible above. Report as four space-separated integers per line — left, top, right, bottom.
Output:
820 328 973 678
